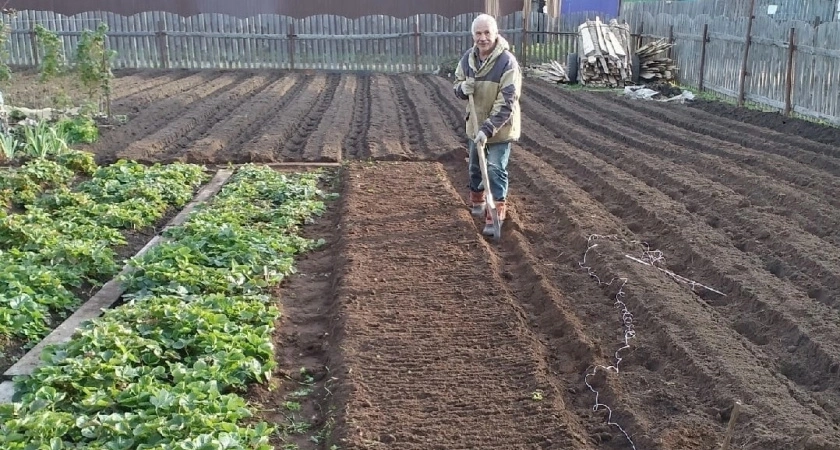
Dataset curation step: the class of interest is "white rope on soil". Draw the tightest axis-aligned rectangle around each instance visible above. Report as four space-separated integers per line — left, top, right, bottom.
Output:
579 234 638 450
578 234 727 450
624 254 727 296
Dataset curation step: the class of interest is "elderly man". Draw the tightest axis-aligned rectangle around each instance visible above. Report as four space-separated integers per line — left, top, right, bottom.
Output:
453 13 522 236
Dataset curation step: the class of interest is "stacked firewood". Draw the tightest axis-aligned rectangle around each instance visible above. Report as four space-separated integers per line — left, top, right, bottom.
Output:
635 39 677 82
576 17 632 88
524 60 568 84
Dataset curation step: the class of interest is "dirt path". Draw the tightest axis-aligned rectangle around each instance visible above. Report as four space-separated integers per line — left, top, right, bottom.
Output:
328 161 591 449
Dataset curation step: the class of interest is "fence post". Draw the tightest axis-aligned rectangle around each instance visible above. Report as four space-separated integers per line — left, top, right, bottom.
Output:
29 24 39 68
784 27 796 117
698 23 708 91
414 16 420 73
737 0 756 107
667 25 674 60
521 1 530 68
156 20 169 69
288 22 296 70
637 21 643 51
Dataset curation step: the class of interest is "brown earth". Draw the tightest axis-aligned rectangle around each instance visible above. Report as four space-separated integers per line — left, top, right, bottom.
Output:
6 68 840 449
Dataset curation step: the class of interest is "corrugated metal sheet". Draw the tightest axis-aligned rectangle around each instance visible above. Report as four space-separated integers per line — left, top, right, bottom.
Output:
4 0 503 18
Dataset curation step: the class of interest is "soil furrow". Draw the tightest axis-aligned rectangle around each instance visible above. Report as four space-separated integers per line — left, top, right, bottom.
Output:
228 74 313 163
684 99 840 157
264 74 327 161
300 74 356 162
110 71 213 113
513 113 840 431
390 74 425 158
161 73 278 162
539 84 840 212
517 124 840 445
522 87 840 311
398 75 466 161
279 73 341 160
330 161 585 449
418 75 469 147
525 84 840 224
116 72 268 163
438 158 669 450
556 86 840 171
366 75 411 160
426 76 725 448
85 72 241 164
520 89 840 364
111 70 192 100
230 73 319 162
342 74 371 160
182 74 301 164
508 152 725 449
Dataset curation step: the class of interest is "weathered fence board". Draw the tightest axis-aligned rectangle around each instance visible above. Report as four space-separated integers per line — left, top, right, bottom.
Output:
622 0 838 24
4 10 606 72
626 10 840 125
5 8 840 124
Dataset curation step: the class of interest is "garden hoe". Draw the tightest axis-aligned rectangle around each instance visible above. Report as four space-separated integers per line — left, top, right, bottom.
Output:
468 94 501 241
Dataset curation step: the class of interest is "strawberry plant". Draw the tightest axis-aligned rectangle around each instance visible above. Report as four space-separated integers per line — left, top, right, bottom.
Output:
0 158 208 345
56 116 99 145
0 164 335 449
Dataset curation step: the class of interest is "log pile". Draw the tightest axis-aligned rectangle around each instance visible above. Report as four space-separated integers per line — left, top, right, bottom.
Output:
635 39 677 82
524 60 568 84
576 17 632 88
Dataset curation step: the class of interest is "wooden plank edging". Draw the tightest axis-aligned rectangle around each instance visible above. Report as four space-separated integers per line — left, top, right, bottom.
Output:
0 169 234 385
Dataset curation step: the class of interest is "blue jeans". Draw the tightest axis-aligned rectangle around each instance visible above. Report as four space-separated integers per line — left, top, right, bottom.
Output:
468 139 511 202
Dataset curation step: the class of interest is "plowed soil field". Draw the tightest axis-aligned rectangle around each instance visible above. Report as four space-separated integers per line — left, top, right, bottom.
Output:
21 69 840 449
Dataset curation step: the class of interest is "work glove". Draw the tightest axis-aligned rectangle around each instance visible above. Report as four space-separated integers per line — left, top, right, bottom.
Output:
460 78 475 96
475 130 488 147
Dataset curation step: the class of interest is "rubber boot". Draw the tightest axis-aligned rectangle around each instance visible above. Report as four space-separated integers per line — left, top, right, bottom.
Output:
482 201 506 236
469 190 486 216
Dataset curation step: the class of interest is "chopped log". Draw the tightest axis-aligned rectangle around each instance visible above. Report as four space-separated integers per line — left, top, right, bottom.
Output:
576 17 633 88
525 60 569 83
635 39 678 83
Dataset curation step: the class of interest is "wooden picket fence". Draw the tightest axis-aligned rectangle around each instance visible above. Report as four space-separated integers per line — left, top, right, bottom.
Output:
626 10 840 125
3 10 607 72
4 8 840 125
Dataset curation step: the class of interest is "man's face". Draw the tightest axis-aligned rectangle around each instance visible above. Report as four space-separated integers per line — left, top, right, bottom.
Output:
473 20 496 53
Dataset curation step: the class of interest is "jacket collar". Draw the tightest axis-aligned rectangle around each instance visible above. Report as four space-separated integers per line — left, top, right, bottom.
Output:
470 35 511 76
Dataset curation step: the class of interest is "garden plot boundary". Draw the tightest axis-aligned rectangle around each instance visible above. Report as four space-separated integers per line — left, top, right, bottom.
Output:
0 169 234 402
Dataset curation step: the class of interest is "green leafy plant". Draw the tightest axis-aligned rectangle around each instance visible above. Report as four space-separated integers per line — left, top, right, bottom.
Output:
56 116 99 144
20 121 69 158
0 132 20 161
53 149 97 175
74 23 116 116
33 24 69 109
0 20 11 83
0 164 334 449
0 158 208 344
34 24 64 82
